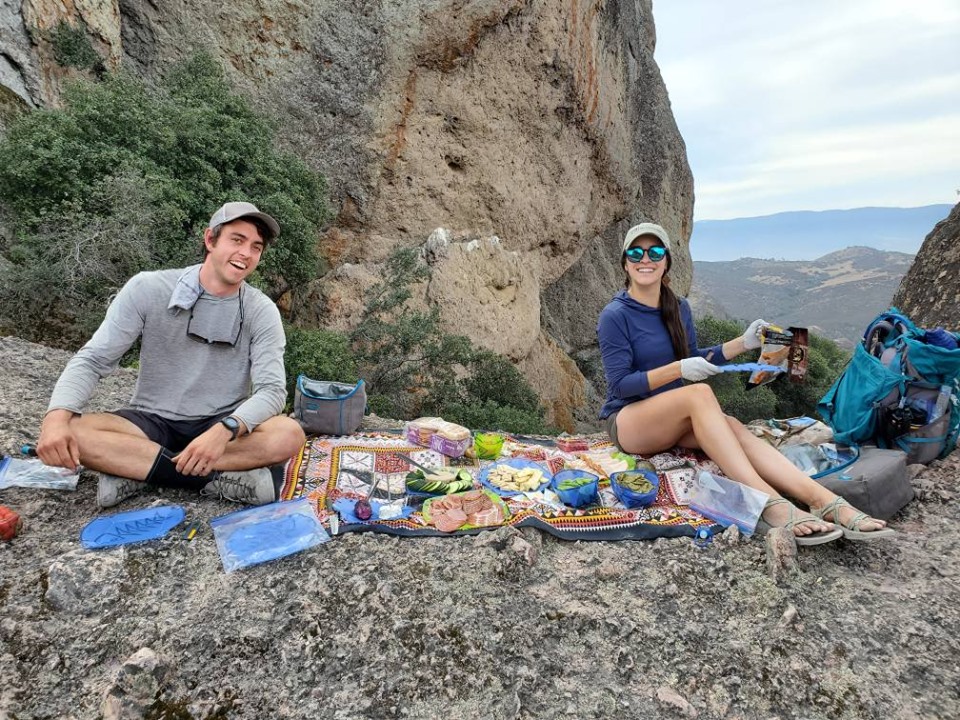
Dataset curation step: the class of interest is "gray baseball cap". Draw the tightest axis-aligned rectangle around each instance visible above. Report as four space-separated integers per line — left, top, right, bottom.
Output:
622 222 671 253
208 201 280 241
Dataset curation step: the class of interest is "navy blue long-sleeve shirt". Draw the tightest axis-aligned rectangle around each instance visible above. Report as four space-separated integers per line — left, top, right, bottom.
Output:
597 291 724 419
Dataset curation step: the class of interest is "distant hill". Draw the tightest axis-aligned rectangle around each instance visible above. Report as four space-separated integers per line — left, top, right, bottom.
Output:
688 246 914 348
691 205 953 261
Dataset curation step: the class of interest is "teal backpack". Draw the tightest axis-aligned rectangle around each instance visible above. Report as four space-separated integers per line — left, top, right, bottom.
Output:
818 309 960 464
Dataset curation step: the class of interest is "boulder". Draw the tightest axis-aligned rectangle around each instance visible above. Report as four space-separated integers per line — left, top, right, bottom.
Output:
892 202 960 328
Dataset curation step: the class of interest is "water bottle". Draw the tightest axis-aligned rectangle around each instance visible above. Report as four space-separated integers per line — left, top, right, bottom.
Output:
929 385 952 422
693 527 713 549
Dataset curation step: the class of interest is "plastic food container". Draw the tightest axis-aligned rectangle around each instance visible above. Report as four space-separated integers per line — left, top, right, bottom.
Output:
428 434 471 458
550 469 599 508
477 458 552 497
473 432 505 460
609 469 660 509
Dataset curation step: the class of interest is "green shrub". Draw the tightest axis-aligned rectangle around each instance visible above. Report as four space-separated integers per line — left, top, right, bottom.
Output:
440 400 549 435
349 248 467 419
283 326 358 406
0 53 328 347
48 21 100 71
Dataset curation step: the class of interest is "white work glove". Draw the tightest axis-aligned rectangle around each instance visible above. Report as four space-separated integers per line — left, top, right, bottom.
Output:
680 357 721 382
741 319 769 350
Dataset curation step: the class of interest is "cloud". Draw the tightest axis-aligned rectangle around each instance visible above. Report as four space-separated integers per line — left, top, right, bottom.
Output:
654 0 960 219
695 114 960 218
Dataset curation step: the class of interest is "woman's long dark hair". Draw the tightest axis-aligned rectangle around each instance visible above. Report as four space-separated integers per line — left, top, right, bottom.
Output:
622 250 689 360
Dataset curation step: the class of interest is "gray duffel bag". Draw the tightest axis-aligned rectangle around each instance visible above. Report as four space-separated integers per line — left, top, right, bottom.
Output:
814 445 913 520
293 376 366 436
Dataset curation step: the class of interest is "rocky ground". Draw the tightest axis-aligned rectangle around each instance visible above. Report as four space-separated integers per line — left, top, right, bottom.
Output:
0 335 958 720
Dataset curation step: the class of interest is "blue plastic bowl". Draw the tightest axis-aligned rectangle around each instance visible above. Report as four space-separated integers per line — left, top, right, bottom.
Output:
609 469 659 509
551 469 600 508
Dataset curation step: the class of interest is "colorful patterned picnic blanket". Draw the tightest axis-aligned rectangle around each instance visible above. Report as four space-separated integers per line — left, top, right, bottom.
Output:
280 432 721 541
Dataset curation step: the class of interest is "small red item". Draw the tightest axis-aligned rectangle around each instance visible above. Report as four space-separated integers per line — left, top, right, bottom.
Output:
0 505 22 541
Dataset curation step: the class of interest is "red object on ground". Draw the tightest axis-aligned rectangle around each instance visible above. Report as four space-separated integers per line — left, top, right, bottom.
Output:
0 505 22 541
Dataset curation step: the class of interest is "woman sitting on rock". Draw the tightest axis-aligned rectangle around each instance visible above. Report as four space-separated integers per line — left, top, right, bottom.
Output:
597 222 895 545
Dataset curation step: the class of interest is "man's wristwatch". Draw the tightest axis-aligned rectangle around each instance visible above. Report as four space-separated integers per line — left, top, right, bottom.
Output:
220 416 241 441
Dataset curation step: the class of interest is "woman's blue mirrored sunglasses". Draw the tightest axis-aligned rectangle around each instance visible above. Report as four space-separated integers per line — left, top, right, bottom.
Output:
625 245 667 263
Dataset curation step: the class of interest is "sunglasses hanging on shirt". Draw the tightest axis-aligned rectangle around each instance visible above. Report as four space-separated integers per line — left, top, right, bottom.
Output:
625 246 667 263
186 290 244 347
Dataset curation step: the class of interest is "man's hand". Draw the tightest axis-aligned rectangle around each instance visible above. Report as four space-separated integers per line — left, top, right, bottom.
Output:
173 424 232 476
680 357 721 382
37 410 81 470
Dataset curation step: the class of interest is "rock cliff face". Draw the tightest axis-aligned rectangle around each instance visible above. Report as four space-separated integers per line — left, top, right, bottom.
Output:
891 202 960 328
1 0 693 430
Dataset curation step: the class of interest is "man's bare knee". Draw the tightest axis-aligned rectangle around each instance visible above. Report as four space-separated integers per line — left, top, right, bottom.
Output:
250 416 306 461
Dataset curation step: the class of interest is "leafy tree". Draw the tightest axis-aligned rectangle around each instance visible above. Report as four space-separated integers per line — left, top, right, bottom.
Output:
0 53 328 347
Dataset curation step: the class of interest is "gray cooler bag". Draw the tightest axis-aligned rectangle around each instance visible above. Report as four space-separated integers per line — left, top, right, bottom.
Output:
293 376 366 435
814 445 913 520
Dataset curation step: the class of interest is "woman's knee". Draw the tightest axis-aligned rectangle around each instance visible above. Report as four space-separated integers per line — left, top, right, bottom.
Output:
682 382 721 410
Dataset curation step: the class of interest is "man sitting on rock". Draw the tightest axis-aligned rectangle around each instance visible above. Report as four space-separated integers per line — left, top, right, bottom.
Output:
36 201 306 508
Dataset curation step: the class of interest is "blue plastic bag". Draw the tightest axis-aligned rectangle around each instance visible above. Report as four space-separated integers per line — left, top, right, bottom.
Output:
211 499 330 573
81 506 185 549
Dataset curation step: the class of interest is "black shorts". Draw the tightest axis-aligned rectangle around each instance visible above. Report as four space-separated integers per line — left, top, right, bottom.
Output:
111 409 228 453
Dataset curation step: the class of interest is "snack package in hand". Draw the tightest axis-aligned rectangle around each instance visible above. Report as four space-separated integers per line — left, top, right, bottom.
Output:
746 325 792 389
787 327 809 383
746 325 809 389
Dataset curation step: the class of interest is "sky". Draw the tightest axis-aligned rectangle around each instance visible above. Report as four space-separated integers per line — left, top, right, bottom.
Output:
652 1 960 221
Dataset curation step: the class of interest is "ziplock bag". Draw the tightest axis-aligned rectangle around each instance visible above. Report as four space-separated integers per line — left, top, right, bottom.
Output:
0 457 80 491
211 498 330 572
688 471 768 536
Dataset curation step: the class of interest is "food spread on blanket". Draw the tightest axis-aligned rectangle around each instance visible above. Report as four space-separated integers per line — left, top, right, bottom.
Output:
405 468 474 495
486 465 545 492
426 490 506 532
290 435 725 539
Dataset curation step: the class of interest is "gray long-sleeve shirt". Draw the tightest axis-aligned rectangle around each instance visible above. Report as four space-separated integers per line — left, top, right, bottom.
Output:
47 265 287 431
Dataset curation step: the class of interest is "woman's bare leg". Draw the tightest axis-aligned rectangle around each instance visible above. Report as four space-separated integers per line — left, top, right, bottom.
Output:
615 384 833 536
724 417 887 531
